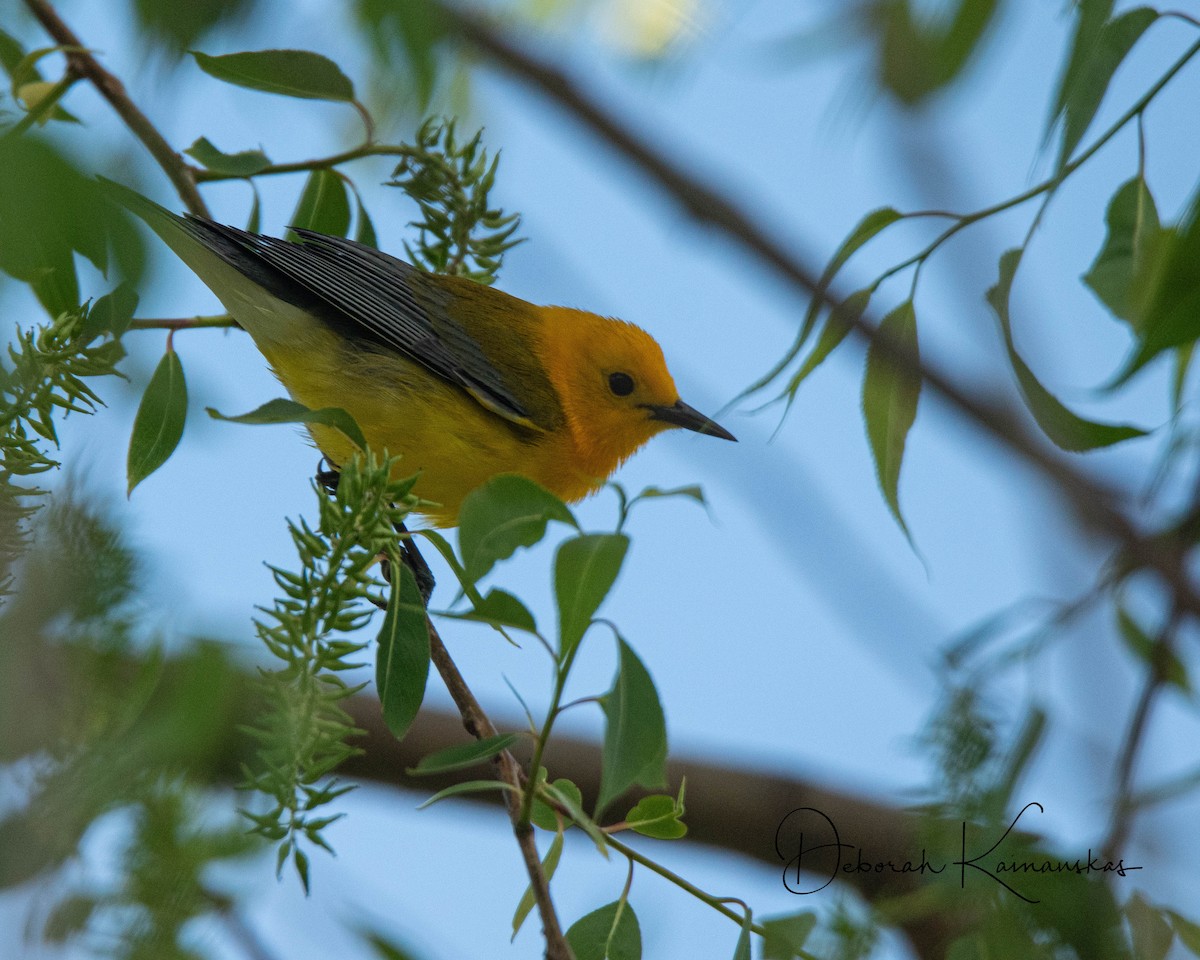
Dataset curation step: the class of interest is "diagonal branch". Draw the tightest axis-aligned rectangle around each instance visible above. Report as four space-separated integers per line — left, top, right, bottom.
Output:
21 0 209 217
424 617 573 959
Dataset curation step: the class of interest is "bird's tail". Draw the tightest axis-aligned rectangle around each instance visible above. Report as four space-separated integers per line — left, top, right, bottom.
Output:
97 178 323 347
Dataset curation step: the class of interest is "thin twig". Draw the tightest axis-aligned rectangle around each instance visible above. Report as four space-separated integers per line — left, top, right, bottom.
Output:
1102 603 1182 857
130 315 238 331
192 144 410 183
21 0 209 216
425 616 574 959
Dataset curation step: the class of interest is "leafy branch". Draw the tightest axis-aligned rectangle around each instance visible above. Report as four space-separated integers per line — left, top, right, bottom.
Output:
240 452 421 891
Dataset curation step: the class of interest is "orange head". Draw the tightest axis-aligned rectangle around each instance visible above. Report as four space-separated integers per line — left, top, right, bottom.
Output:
535 306 735 484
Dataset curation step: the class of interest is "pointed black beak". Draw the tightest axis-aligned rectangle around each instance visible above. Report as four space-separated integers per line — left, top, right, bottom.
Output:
645 399 737 442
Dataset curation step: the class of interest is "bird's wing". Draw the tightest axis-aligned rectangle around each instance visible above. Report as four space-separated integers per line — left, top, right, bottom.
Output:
184 217 537 428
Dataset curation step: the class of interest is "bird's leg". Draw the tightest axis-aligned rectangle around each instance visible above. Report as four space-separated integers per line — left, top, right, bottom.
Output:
315 458 341 496
395 519 436 606
313 458 436 604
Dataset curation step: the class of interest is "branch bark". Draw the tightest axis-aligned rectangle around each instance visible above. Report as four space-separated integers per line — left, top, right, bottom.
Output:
21 0 210 217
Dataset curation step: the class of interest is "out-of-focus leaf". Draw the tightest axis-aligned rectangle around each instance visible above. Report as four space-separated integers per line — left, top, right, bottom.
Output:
355 0 448 110
127 348 187 495
133 0 255 51
1168 910 1200 956
1117 607 1190 692
862 299 920 534
874 0 1001 104
355 195 378 248
1120 182 1200 379
1083 177 1163 328
0 137 144 315
1127 893 1173 960
1049 5 1157 167
191 49 355 102
184 137 271 177
288 169 351 239
988 248 1145 449
762 912 818 959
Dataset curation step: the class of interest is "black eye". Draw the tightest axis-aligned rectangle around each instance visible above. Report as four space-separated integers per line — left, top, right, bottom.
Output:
608 372 635 397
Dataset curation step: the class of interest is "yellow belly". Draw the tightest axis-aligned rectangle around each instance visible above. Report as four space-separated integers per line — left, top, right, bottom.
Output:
258 333 599 526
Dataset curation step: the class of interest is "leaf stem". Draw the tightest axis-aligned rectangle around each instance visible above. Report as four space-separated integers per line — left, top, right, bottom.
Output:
192 143 410 182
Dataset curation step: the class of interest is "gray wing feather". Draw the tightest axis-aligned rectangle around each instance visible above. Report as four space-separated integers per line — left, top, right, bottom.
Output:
183 218 531 423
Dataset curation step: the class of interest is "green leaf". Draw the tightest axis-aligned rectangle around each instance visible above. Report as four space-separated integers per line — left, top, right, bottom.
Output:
1052 7 1158 167
355 196 378 248
84 282 138 340
566 901 642 960
1117 607 1190 692
531 777 584 831
762 912 818 959
596 637 667 816
732 912 752 960
441 588 538 634
624 794 686 839
556 534 629 661
127 348 188 495
1168 911 1200 957
132 0 256 51
1122 182 1200 378
190 49 356 101
206 397 367 452
542 780 608 854
457 474 576 584
785 287 871 395
862 300 920 535
1083 177 1163 329
987 248 1145 450
1127 893 1174 960
289 168 351 239
416 779 515 810
375 563 430 740
744 209 899 399
184 136 272 176
42 895 98 943
630 484 706 509
878 0 1001 104
0 138 145 316
512 829 563 940
360 930 421 960
408 732 518 775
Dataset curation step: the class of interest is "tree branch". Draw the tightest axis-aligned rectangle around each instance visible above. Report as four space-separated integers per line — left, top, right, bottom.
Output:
423 618 573 959
21 0 209 217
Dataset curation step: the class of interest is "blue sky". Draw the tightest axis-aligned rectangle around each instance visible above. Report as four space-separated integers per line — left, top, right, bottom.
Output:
4 0 1200 957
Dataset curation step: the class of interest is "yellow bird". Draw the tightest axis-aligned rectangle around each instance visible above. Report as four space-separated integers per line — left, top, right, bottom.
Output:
109 183 735 525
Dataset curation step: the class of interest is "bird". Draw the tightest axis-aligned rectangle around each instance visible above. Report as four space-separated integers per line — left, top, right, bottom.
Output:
106 181 736 526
